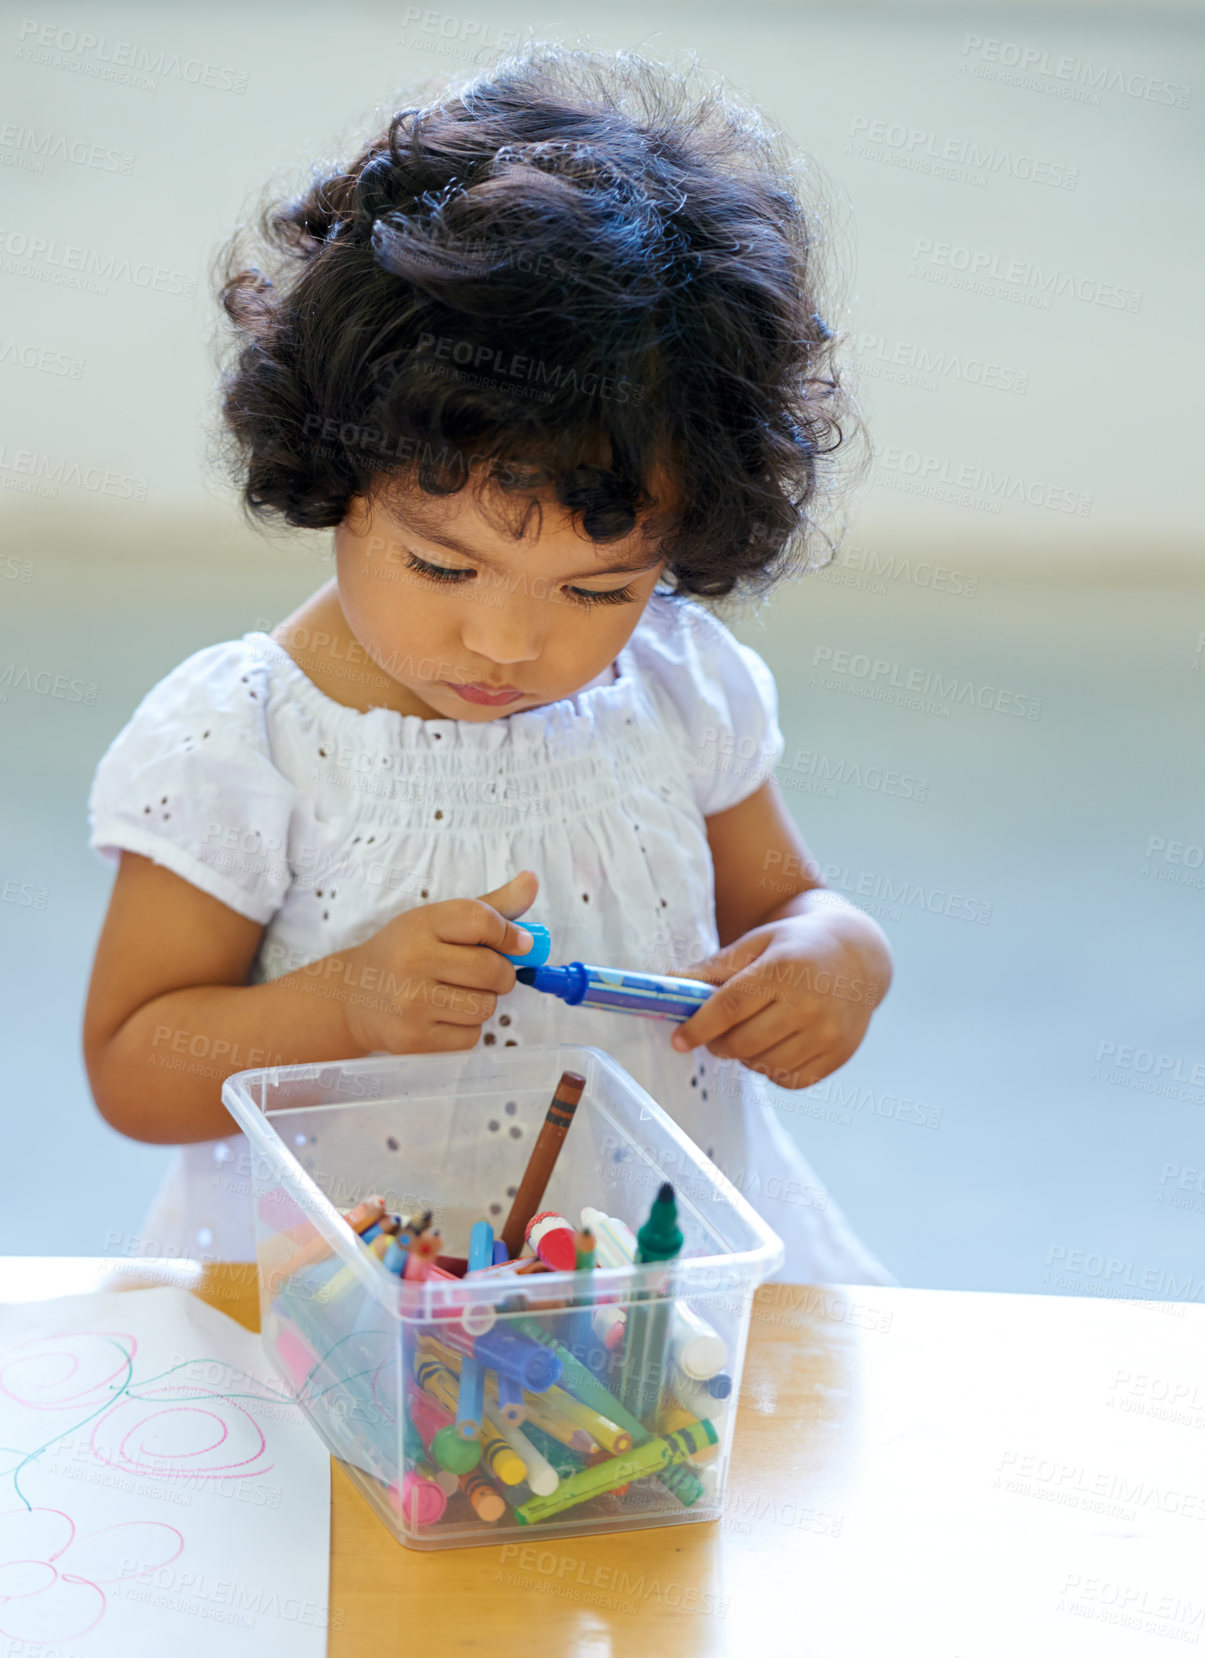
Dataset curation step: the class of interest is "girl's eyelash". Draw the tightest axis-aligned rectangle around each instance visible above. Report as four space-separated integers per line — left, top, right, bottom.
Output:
404 552 636 607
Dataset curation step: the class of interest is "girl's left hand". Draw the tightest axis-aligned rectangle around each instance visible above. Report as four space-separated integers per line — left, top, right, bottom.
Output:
669 909 889 1090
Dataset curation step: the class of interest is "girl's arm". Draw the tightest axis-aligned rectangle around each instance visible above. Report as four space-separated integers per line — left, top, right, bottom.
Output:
705 776 892 993
83 852 364 1142
83 852 534 1143
668 777 892 1087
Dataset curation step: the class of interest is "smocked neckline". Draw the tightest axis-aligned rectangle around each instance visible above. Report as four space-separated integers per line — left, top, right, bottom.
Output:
244 621 645 739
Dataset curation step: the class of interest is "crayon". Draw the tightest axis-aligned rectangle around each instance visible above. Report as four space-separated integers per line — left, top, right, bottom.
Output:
414 1354 462 1417
382 1238 409 1275
271 1194 386 1283
403 1230 444 1282
492 1239 510 1265
428 1338 591 1453
658 1405 720 1461
480 1412 559 1496
514 1420 717 1525
509 1387 597 1456
539 1380 632 1455
436 1322 562 1393
461 1467 507 1522
512 1318 705 1509
404 1375 481 1475
396 1469 446 1526
525 1212 578 1270
369 1232 394 1260
618 1183 682 1421
464 1256 550 1279
500 1070 585 1259
477 1413 527 1485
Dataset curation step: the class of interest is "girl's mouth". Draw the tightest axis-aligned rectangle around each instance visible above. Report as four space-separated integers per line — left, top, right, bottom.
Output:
443 682 526 706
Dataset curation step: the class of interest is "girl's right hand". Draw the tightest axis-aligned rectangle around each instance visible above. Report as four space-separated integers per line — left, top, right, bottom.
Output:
340 870 540 1055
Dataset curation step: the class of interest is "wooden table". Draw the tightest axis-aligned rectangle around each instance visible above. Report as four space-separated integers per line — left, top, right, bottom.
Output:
3 1260 1202 1657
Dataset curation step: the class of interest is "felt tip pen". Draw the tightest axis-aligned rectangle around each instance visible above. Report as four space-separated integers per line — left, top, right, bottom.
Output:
515 962 713 1022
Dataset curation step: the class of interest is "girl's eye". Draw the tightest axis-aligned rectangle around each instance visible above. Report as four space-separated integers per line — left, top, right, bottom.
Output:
565 584 637 607
405 553 635 607
406 553 470 584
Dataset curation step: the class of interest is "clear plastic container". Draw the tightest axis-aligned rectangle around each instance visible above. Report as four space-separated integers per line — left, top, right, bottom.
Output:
222 1044 783 1550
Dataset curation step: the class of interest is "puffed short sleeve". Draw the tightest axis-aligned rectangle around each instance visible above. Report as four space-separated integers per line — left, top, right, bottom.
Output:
642 596 786 817
87 639 299 924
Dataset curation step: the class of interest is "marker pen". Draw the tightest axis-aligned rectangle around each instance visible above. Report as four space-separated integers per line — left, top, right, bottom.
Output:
498 925 714 1023
517 962 713 1022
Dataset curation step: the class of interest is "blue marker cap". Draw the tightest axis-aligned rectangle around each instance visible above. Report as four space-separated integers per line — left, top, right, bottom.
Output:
500 922 551 968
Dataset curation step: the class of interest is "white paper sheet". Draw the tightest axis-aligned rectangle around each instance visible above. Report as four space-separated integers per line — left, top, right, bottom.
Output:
0 1286 331 1658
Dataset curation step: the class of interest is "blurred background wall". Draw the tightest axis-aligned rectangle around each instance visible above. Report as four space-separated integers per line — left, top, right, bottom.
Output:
2 1 1202 1300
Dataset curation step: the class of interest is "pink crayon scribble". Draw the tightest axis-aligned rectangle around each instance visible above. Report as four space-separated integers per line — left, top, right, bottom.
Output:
90 1388 272 1482
0 1506 182 1641
0 1334 136 1411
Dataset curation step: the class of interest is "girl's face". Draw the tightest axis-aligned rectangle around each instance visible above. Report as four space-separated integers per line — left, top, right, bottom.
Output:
334 478 670 721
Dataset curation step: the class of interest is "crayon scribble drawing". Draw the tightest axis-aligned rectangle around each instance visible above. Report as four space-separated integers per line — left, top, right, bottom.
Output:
0 1288 330 1657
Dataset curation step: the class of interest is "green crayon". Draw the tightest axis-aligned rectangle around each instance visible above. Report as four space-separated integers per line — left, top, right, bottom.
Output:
513 1317 705 1508
515 1419 717 1525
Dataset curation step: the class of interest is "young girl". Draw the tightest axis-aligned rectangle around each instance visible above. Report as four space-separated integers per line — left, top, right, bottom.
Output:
83 45 893 1285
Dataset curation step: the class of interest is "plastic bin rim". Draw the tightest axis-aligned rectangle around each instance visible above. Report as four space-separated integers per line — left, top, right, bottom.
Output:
221 1043 785 1285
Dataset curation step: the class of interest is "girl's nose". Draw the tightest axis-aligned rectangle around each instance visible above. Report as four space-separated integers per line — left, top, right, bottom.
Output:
459 597 543 666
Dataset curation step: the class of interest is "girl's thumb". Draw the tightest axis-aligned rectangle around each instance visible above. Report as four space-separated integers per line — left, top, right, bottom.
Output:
477 869 540 949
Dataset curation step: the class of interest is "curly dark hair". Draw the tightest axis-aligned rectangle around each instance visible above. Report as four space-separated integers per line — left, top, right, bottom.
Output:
212 43 861 600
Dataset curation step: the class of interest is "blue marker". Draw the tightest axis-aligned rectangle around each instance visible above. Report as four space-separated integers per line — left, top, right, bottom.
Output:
499 923 713 1022
516 962 713 1023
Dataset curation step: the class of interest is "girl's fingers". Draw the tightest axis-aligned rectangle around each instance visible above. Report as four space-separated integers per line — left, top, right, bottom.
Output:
744 1036 830 1091
699 1000 800 1063
430 940 517 994
672 969 776 1052
420 982 498 1026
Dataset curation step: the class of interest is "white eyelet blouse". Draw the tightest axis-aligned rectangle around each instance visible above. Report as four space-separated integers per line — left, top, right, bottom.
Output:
87 589 891 1286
